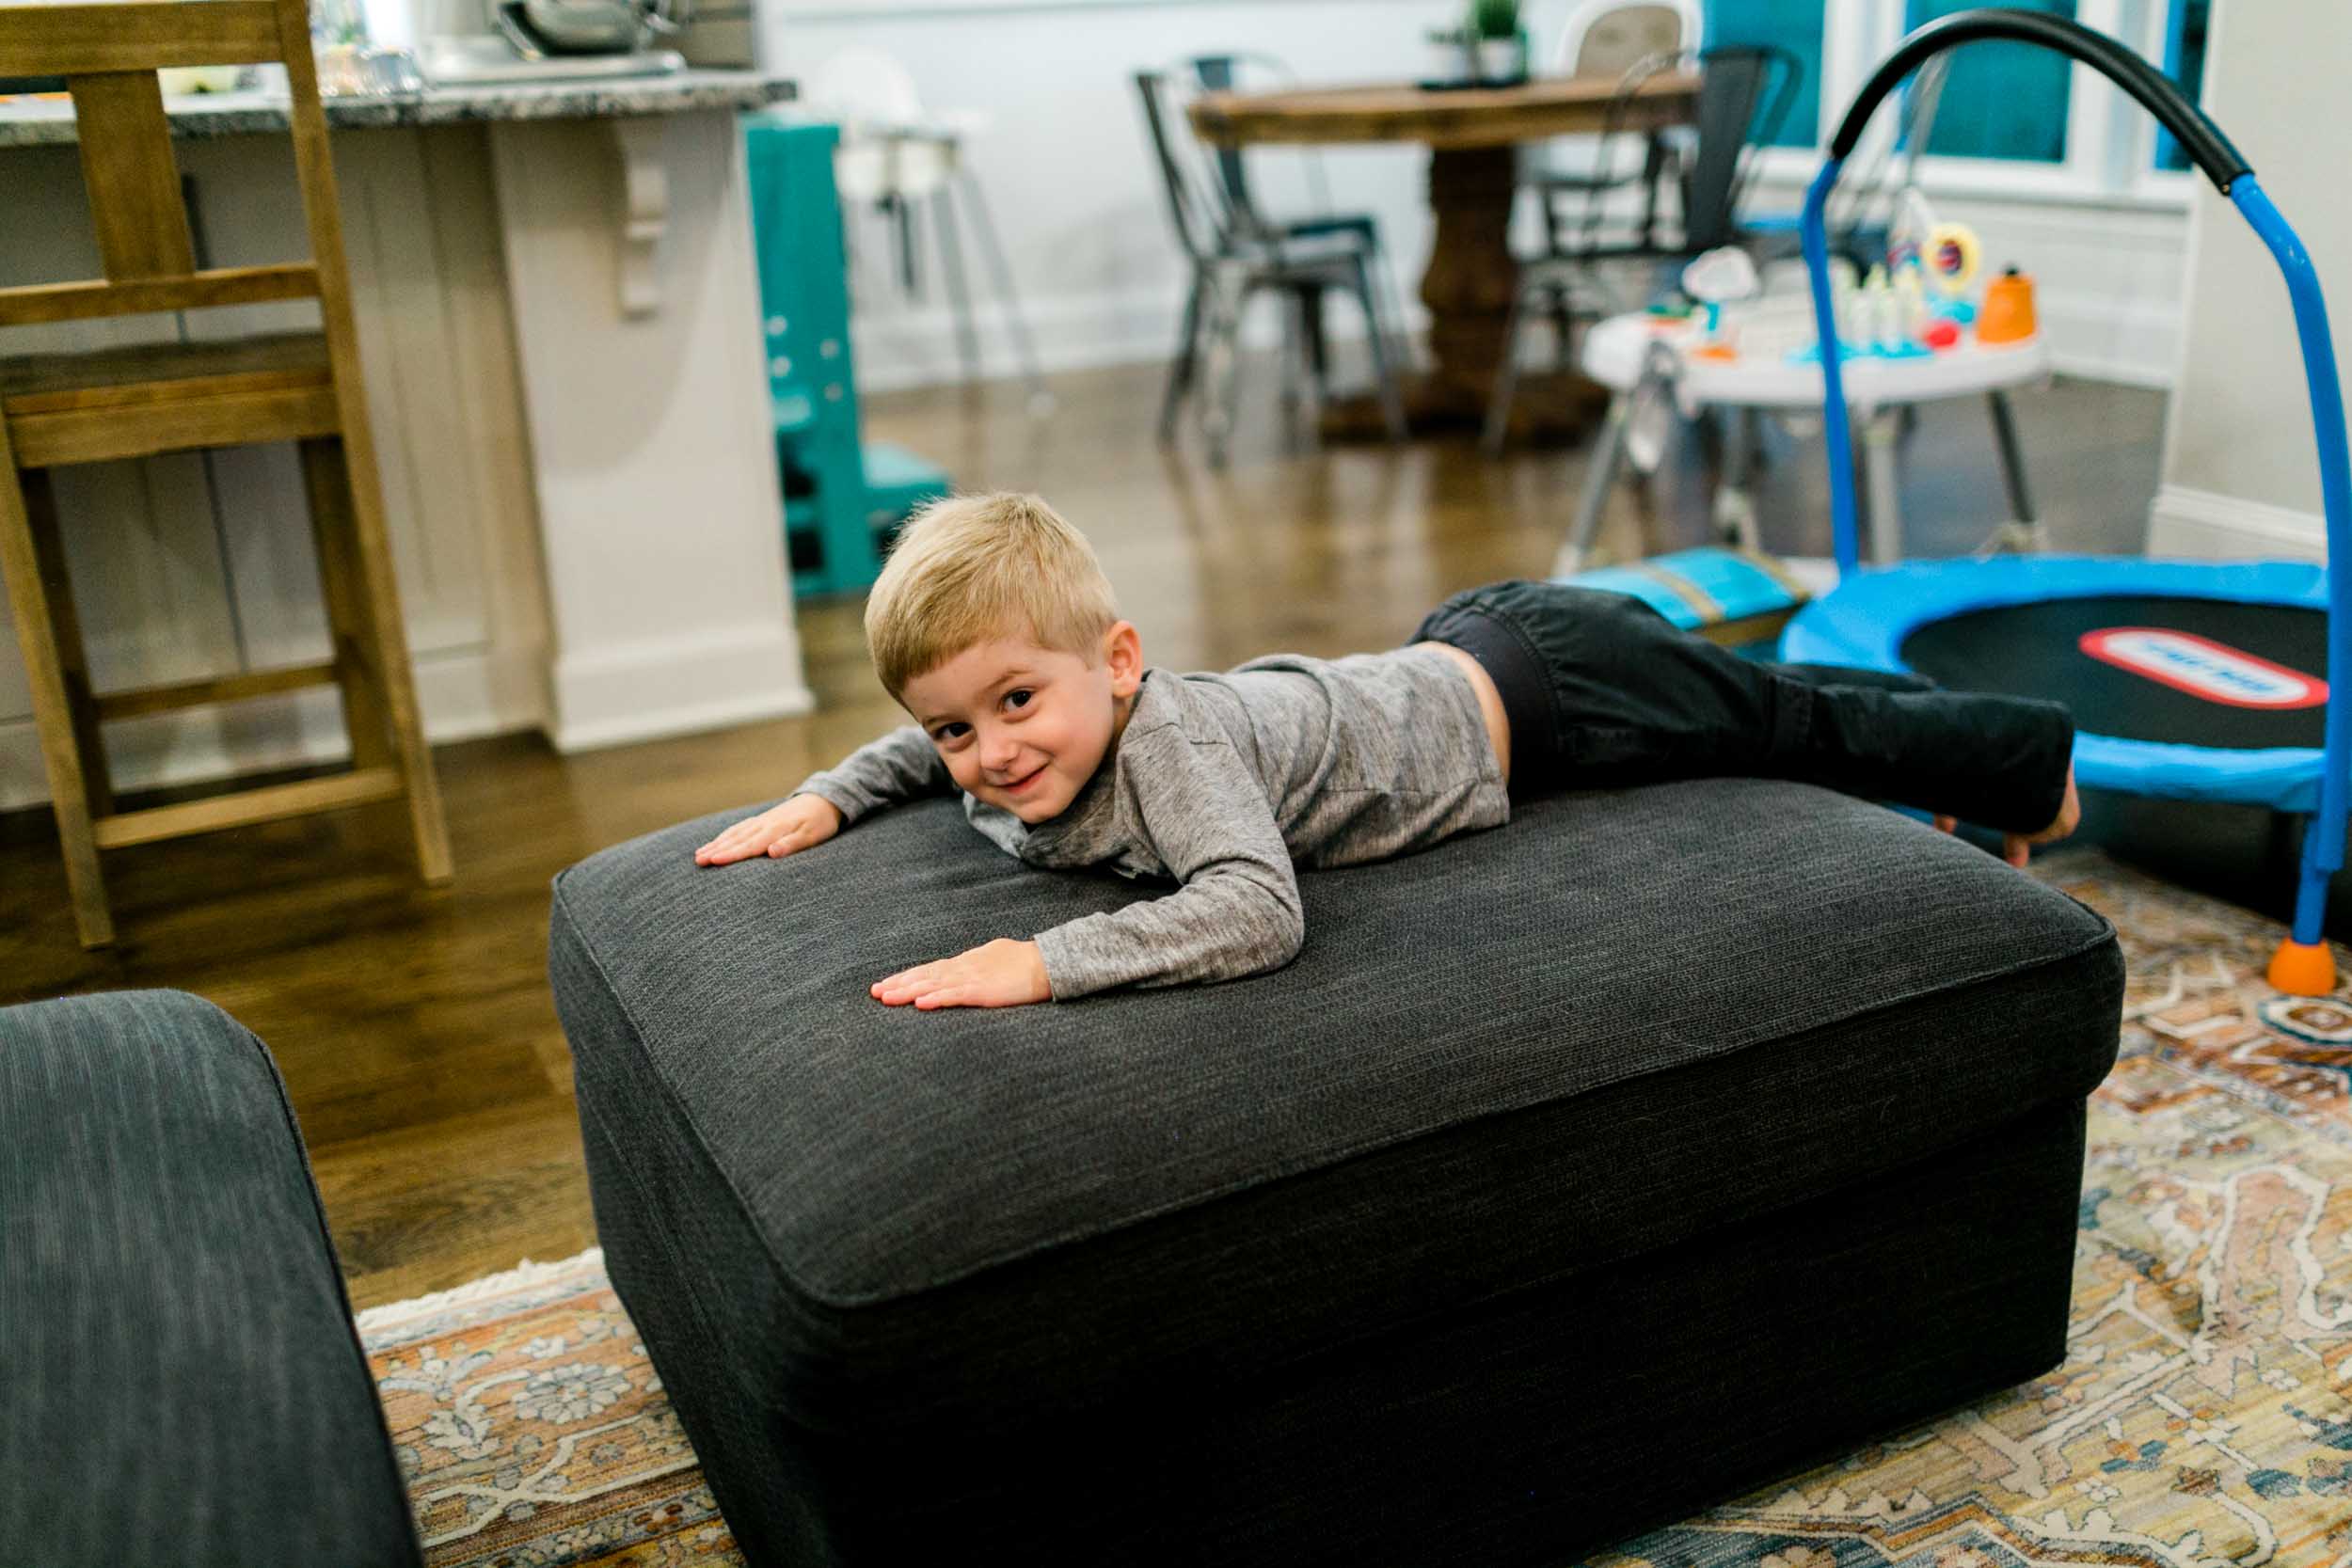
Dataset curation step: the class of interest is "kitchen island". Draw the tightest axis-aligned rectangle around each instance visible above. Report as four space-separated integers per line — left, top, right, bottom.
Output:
0 70 809 809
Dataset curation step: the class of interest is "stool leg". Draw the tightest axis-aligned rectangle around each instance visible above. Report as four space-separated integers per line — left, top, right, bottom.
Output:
1483 274 1534 456
1159 269 1206 448
0 442 112 946
928 186 983 388
1200 266 1245 468
1986 388 2044 550
954 167 1055 416
299 435 453 885
1861 407 1904 565
1299 280 1333 403
1276 287 1308 428
1711 404 1759 550
22 467 114 818
299 437 392 772
1348 250 1407 445
1555 390 1631 578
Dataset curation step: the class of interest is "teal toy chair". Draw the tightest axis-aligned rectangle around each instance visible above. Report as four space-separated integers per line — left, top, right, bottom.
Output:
743 113 952 597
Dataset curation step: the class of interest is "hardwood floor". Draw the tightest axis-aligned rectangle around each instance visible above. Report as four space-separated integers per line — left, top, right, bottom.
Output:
0 353 2167 1310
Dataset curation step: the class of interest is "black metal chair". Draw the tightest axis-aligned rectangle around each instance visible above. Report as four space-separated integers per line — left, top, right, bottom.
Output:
1181 54 1414 383
1485 42 1802 452
1135 67 1408 467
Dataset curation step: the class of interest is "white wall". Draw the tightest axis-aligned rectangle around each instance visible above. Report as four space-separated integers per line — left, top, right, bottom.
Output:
769 0 2192 393
771 0 1465 389
2147 0 2351 561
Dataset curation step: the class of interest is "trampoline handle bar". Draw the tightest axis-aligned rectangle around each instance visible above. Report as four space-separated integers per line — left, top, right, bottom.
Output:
1828 9 2250 197
2234 175 2352 936
1804 9 2263 574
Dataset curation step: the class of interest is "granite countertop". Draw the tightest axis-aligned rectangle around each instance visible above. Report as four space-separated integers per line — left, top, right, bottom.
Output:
0 69 792 147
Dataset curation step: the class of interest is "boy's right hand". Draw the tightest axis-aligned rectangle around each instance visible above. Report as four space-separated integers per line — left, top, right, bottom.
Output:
694 794 844 866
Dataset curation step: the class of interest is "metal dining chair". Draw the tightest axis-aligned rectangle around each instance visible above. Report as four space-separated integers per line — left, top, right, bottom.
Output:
1484 42 1801 453
1134 68 1407 467
1179 52 1414 385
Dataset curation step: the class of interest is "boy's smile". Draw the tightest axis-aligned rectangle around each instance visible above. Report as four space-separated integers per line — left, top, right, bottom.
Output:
901 624 1143 824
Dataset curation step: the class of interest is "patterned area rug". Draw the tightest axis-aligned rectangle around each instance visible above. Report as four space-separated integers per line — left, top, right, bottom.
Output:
358 1255 735 1567
363 849 2352 1568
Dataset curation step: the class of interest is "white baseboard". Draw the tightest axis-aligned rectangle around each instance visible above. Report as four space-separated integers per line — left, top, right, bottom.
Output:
851 277 2177 395
0 641 550 815
2145 483 2328 561
850 282 1421 395
549 623 814 753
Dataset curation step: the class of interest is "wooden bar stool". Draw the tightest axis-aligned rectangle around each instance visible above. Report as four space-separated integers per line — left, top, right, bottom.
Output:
0 0 452 947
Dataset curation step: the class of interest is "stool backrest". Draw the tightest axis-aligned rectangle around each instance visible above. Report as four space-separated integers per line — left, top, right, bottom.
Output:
0 0 342 330
1557 0 1701 79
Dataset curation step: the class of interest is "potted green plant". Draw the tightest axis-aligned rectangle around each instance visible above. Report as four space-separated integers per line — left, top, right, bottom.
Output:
1470 0 1527 83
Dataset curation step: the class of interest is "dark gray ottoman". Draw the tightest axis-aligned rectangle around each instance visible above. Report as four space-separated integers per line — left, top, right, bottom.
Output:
550 779 2122 1566
0 991 421 1568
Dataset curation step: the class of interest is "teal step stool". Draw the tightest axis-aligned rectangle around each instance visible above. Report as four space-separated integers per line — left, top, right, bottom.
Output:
1555 546 1813 654
744 113 952 597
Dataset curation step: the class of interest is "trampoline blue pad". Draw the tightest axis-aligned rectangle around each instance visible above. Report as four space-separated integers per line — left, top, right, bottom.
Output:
1779 555 2331 813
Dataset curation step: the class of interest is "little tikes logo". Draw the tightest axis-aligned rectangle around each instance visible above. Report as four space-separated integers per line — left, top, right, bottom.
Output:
2078 627 2327 709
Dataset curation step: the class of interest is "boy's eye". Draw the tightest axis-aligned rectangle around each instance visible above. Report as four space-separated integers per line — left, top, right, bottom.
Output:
933 722 969 743
1004 689 1033 712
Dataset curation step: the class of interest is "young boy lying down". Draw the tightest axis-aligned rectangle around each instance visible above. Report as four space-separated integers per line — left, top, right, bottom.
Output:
697 493 2078 1008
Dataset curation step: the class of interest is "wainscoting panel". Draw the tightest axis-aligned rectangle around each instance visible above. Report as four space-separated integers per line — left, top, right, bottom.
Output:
0 124 551 812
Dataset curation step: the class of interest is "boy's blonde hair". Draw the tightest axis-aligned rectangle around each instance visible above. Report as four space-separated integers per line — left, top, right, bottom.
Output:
864 492 1120 697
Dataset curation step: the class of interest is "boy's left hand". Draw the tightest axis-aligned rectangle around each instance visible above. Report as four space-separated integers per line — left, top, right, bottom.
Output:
872 939 1051 1010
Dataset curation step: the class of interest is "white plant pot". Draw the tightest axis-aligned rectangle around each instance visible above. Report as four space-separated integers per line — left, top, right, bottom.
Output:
1478 39 1522 83
1428 39 1477 85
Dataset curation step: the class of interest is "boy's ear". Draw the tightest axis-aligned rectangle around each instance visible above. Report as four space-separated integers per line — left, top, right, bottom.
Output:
1103 620 1143 697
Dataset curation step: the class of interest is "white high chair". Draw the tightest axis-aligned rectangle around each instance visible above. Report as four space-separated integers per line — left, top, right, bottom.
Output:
806 47 1054 415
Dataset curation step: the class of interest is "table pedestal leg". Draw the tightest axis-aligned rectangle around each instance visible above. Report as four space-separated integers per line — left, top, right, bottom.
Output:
1320 145 1612 445
1862 406 1904 565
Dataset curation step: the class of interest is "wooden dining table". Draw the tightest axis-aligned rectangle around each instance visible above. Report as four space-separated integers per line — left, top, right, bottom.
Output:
1188 72 1700 444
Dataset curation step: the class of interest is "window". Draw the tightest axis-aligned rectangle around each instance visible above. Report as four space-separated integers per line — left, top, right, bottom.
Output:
1702 0 1825 149
1703 0 2208 203
2154 0 2210 172
1905 0 2076 164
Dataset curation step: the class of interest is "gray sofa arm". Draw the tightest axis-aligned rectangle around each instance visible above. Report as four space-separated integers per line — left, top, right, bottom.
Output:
0 990 421 1567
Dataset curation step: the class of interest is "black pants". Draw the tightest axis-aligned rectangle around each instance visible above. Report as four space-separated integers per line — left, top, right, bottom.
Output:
1415 580 2075 835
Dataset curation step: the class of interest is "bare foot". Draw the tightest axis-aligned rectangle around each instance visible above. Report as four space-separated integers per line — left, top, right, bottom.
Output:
2003 763 2080 869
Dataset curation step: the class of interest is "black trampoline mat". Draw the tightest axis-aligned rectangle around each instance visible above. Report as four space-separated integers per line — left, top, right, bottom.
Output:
1899 595 2328 752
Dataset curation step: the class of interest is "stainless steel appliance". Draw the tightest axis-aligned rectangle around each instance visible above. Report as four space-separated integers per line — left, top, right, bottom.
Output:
419 0 691 85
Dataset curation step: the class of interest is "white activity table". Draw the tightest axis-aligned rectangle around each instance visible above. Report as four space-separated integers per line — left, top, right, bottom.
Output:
1561 309 2051 574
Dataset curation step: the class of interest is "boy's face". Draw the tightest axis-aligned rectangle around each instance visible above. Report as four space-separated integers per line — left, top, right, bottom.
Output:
899 622 1144 824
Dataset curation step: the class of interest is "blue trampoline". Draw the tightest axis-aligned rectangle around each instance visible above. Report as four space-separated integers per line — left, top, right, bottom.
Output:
1777 9 2352 995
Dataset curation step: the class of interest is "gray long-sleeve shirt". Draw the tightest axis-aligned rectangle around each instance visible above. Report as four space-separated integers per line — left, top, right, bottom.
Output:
791 645 1510 998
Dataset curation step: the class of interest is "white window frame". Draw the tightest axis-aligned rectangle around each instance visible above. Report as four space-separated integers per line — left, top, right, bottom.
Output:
1730 0 2204 213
